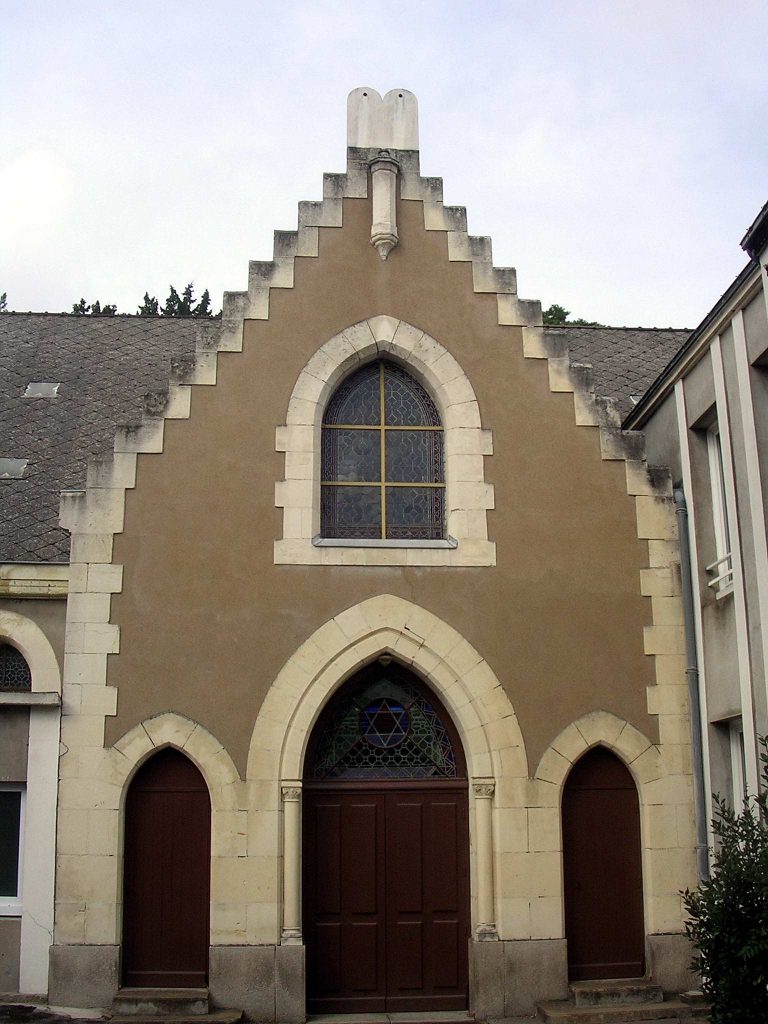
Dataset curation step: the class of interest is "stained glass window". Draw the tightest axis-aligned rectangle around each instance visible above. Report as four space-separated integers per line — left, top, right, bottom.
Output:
322 361 444 539
0 644 31 692
309 669 459 780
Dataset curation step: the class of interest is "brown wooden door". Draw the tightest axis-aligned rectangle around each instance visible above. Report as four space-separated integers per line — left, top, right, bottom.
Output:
123 748 211 988
563 747 645 980
303 784 469 1012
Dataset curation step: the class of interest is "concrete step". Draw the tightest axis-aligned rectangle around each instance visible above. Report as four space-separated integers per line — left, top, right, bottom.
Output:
111 1014 242 1024
537 998 701 1023
569 981 664 1007
112 990 210 1017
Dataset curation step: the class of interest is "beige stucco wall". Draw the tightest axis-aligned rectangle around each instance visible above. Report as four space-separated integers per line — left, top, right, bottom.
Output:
106 196 657 776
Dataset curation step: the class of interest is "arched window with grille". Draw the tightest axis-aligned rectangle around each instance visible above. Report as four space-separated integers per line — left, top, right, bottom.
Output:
0 643 32 692
321 360 444 539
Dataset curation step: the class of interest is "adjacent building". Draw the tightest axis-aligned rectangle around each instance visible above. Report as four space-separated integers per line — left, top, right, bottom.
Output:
627 201 768 839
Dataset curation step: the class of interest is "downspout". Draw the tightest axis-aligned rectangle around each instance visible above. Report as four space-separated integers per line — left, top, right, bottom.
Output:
674 487 710 880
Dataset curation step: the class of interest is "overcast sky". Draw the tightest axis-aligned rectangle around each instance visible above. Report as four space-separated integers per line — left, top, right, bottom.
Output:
1 1 766 327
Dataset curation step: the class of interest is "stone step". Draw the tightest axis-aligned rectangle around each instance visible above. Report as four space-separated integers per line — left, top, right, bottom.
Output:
537 998 700 1023
309 1016 475 1024
111 1014 242 1024
678 992 708 1007
569 981 664 1007
112 989 210 1017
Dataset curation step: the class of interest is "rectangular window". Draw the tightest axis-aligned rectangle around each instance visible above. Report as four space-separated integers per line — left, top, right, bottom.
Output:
729 719 747 807
706 422 734 597
0 785 24 915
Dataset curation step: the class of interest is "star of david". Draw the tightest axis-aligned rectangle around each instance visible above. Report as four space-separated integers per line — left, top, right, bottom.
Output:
360 699 410 748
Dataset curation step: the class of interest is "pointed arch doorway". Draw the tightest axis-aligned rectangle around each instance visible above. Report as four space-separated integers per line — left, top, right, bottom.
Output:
122 748 211 987
562 746 645 980
302 661 470 1013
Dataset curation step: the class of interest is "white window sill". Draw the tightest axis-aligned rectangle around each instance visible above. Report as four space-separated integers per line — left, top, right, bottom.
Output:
0 904 22 917
0 691 60 706
312 536 458 549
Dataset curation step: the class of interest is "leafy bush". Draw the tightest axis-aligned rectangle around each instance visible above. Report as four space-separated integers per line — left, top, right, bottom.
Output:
683 737 768 1022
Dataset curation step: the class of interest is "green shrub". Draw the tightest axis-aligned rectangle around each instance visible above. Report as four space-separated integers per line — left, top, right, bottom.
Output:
683 737 768 1022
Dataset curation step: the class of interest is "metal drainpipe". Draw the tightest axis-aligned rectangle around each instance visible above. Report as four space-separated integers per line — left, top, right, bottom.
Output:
674 487 710 881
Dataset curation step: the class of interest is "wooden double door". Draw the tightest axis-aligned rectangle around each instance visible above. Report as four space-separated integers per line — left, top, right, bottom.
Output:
303 783 470 1012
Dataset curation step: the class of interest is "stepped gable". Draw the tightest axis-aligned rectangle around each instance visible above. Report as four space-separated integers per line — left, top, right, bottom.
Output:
0 313 220 561
545 324 690 419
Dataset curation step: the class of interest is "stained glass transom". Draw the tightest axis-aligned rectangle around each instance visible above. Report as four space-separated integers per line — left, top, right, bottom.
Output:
310 674 458 779
321 362 444 540
0 644 32 692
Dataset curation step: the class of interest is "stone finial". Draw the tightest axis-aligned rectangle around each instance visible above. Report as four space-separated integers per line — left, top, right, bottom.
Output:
369 151 400 260
347 88 419 150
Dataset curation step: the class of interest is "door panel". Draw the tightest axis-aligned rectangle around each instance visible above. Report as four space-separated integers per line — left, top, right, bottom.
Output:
304 786 469 1012
304 793 387 1011
431 799 459 910
563 747 645 980
386 791 468 1010
122 749 211 988
314 802 341 915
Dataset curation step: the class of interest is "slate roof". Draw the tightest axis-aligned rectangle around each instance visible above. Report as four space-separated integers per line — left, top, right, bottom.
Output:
0 314 220 562
0 315 689 563
546 325 690 420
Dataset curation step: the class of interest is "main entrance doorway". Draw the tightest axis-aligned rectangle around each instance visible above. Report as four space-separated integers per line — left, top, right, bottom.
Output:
562 746 645 980
122 748 211 987
303 662 469 1013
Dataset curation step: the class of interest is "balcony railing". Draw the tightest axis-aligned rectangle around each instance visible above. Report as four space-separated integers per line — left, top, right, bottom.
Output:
706 551 734 597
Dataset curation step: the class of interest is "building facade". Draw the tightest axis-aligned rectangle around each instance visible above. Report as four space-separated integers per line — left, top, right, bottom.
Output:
0 89 704 1018
627 202 768 853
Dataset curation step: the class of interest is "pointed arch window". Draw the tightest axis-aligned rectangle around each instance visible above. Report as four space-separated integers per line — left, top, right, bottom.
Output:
306 664 464 780
321 361 445 539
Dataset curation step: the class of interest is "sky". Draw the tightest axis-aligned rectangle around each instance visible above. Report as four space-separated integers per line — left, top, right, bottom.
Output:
1 0 766 328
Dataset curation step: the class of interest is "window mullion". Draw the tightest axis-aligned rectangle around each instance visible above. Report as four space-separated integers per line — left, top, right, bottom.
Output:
379 363 386 539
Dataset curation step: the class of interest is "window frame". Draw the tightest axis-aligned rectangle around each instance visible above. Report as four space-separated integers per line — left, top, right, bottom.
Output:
728 718 747 807
274 316 496 567
0 783 25 916
320 360 446 542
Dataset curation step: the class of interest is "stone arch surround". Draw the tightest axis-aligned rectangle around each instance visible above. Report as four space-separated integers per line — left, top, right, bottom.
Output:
248 594 524 946
274 315 496 566
0 608 61 692
534 710 697 943
248 593 525 783
55 712 246 950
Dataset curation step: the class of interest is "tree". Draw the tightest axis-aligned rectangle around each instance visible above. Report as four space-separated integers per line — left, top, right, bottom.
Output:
542 303 604 327
137 293 160 316
543 303 570 325
71 298 117 315
140 283 215 317
683 738 768 1022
